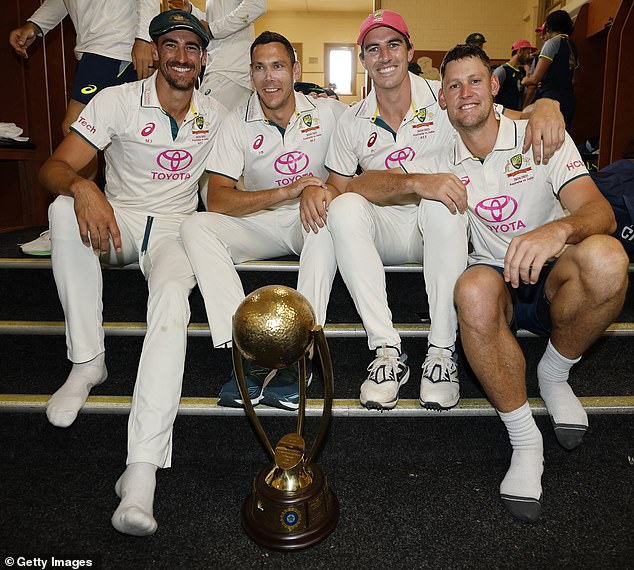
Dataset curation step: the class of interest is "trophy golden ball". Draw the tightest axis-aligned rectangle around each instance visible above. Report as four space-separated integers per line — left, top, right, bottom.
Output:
233 285 315 369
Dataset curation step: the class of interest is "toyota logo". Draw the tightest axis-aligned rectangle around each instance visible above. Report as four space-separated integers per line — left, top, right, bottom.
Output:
156 150 193 172
384 147 415 169
475 195 518 223
274 151 309 175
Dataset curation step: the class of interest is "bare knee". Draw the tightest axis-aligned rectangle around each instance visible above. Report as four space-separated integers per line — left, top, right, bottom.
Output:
574 235 629 300
454 267 509 332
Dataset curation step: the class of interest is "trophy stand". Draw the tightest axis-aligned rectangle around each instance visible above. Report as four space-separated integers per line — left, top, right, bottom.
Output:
232 286 339 550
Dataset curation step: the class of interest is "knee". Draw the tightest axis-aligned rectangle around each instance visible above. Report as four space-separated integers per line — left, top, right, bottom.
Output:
576 235 630 298
49 195 77 231
148 278 192 321
454 268 507 330
419 201 467 240
180 212 214 245
328 193 372 236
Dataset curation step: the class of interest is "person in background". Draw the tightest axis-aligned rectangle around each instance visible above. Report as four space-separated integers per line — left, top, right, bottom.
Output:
522 10 578 127
156 0 267 110
465 32 486 49
10 0 156 256
494 39 536 111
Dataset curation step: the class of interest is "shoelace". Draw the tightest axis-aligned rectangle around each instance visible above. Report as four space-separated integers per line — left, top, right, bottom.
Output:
367 353 403 384
422 351 457 382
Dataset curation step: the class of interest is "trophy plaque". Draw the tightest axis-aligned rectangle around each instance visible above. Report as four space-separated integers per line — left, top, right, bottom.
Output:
232 285 339 550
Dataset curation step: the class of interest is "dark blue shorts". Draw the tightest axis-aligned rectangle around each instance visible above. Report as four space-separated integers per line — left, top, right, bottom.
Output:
471 263 555 337
72 53 137 104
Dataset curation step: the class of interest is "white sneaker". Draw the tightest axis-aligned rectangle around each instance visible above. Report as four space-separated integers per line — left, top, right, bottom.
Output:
360 346 410 410
19 230 51 256
419 346 459 410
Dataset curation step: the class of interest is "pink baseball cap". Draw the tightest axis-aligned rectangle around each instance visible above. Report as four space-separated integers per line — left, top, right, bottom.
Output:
357 10 410 46
535 24 545 32
512 39 537 52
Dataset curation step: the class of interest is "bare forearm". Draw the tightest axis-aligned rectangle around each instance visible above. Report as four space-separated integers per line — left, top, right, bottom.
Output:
207 186 290 216
551 200 616 245
345 171 419 206
39 158 87 197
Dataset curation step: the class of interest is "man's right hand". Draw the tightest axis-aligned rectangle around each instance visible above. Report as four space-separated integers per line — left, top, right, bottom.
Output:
9 22 38 59
132 39 155 80
412 173 468 214
284 176 327 201
71 180 122 255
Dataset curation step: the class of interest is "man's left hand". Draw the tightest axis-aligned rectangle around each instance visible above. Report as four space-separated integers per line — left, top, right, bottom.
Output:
522 98 565 165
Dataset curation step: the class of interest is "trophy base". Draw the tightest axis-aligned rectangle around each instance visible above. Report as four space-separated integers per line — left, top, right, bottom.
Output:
241 462 339 550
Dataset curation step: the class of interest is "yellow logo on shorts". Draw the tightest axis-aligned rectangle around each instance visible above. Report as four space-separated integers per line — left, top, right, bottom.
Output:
81 84 98 95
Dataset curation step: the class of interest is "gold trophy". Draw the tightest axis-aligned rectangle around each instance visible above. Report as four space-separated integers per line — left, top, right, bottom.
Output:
232 285 339 550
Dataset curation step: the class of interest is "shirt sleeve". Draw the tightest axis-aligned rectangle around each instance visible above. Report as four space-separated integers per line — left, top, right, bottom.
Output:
69 87 124 151
136 0 159 42
544 132 589 196
27 0 68 36
208 0 267 40
493 66 507 86
206 110 245 181
324 110 359 177
539 36 561 62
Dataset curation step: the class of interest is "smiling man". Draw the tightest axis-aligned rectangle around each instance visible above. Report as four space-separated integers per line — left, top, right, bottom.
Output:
321 10 567 413
408 44 628 522
180 31 346 410
38 10 224 536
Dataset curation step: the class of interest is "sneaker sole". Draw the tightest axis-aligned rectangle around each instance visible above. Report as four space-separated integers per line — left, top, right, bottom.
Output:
419 397 459 411
360 399 398 411
20 250 51 257
217 393 263 408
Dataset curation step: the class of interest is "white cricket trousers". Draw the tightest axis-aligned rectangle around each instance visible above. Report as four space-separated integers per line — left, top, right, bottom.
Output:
49 196 195 468
328 193 468 349
180 206 337 347
200 73 251 112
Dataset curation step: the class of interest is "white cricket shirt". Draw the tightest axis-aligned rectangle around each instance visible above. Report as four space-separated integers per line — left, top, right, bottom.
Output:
71 72 225 215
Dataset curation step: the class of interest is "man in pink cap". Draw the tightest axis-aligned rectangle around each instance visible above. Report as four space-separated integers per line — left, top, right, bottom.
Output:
309 9 567 413
494 39 537 111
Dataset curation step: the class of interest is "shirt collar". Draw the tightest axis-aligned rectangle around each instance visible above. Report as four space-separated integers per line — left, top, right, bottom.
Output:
245 90 315 126
452 112 519 164
355 73 439 121
140 71 207 124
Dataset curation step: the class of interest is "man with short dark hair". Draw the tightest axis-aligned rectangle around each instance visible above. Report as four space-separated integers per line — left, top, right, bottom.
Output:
416 44 628 522
494 39 536 111
39 9 224 536
181 31 346 410
321 9 567 413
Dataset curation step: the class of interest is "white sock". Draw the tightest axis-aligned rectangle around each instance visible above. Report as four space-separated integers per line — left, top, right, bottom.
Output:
111 462 158 537
46 352 107 428
538 340 588 432
498 402 544 502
